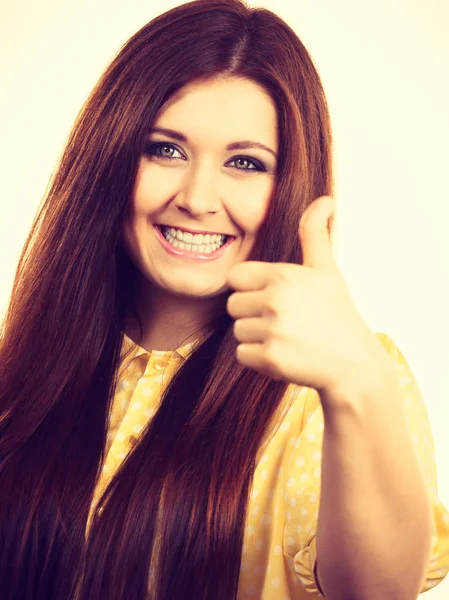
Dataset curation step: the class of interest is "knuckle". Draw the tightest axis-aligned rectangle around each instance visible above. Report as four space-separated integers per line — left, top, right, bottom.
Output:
264 290 279 314
263 339 278 366
264 287 288 315
264 318 277 337
274 268 290 284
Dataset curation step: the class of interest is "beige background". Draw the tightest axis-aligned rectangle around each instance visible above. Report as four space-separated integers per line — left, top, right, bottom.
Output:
0 0 448 596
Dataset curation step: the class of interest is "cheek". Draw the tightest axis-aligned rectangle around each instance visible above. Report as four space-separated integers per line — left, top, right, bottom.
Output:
133 163 178 211
228 196 271 236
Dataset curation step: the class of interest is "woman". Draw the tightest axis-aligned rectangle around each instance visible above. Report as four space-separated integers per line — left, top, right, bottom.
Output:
0 0 448 598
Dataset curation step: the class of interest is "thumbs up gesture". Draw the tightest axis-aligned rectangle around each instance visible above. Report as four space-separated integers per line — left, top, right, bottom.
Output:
226 196 392 407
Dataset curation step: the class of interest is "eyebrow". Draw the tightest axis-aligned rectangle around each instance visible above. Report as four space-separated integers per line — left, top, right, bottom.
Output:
148 127 278 160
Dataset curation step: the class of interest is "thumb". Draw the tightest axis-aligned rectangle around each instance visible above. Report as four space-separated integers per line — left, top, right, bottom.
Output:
299 195 336 269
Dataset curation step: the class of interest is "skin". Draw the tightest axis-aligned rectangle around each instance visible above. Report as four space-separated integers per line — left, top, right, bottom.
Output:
121 75 279 352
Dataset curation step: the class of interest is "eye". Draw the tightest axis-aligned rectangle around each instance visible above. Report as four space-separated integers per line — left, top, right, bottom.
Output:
144 142 266 172
144 142 184 161
227 157 266 172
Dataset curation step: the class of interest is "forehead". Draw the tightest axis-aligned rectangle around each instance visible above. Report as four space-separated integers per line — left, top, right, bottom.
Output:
153 76 278 149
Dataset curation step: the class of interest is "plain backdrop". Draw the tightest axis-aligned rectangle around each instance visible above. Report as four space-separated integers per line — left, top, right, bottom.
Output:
0 0 448 596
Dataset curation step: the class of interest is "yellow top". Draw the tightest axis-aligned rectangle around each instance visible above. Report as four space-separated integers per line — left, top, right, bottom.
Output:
88 332 449 599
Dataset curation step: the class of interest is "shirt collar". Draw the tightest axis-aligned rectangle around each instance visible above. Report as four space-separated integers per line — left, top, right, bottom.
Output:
120 331 198 362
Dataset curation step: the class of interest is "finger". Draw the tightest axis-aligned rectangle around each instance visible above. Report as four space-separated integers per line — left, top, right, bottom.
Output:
233 317 267 344
235 343 284 381
226 261 272 292
226 290 266 319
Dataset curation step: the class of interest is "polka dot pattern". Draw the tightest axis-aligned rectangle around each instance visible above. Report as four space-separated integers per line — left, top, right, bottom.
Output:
85 332 449 598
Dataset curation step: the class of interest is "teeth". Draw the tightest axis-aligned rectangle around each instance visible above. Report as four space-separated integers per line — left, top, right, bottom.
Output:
161 226 227 253
162 226 226 246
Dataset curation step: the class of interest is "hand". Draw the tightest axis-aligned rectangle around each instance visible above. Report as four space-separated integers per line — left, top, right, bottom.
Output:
226 196 391 402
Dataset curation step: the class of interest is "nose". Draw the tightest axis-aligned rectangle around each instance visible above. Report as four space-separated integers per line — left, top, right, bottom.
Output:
173 162 222 217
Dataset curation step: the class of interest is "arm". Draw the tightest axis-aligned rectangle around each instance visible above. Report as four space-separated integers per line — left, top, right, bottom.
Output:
315 370 433 600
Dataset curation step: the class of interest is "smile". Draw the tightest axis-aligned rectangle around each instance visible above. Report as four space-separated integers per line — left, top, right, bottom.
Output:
154 225 235 262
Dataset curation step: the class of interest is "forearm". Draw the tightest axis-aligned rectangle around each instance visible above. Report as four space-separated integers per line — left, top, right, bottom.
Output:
315 373 433 600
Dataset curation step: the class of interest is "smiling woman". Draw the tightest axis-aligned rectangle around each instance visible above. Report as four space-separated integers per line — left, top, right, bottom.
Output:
0 1 448 600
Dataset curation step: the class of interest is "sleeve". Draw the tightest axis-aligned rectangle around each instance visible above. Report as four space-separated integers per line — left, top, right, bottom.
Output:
377 333 449 593
282 333 449 597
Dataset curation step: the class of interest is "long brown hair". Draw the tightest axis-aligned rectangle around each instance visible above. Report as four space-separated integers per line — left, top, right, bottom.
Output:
0 0 334 598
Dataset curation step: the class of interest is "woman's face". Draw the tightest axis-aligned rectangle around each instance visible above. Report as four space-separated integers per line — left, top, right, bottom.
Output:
122 75 278 301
